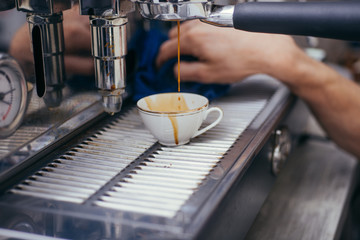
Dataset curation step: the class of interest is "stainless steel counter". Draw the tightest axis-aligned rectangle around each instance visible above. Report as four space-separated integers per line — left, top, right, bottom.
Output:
245 139 358 240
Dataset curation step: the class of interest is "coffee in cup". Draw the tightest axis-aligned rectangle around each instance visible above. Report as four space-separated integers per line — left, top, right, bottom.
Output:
137 92 223 146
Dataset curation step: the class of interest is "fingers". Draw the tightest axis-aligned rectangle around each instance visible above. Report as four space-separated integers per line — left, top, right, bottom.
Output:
157 26 204 68
174 61 211 83
168 20 199 39
156 39 177 68
156 37 197 68
64 55 94 76
157 20 205 68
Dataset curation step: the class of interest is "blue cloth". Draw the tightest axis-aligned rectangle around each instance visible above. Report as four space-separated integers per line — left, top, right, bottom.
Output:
128 29 230 102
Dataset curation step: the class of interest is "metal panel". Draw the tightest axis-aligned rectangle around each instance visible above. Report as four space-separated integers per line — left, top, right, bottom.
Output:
9 95 266 220
0 76 295 240
9 108 157 203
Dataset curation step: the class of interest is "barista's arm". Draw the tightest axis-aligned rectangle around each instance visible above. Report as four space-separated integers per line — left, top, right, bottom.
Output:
271 45 360 158
9 5 93 77
156 20 360 158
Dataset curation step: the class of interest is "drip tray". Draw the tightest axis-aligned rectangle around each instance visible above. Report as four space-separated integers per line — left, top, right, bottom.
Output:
0 76 295 240
10 97 267 218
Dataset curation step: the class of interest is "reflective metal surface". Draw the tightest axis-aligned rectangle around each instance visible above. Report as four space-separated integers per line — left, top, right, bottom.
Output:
27 13 65 108
201 5 234 27
90 16 128 113
16 0 71 108
79 0 135 17
0 54 28 138
79 0 135 113
0 85 102 182
16 0 71 14
270 126 292 175
13 0 136 113
0 228 66 240
94 97 266 218
135 0 213 20
0 76 297 239
10 108 156 203
132 0 235 22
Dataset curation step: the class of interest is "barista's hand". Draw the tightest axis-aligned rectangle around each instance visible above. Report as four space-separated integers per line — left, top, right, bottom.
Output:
156 20 301 85
9 5 93 77
158 20 360 159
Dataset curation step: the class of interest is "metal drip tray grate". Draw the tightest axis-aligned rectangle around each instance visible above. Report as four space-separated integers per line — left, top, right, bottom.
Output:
10 108 157 203
95 99 267 218
10 97 267 218
0 126 48 159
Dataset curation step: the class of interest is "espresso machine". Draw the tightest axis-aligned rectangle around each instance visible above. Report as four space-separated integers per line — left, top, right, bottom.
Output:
3 0 360 114
134 0 360 41
3 0 134 113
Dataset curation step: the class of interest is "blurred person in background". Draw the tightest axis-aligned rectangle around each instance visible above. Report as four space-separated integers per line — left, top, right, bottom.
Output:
8 5 93 78
0 9 25 52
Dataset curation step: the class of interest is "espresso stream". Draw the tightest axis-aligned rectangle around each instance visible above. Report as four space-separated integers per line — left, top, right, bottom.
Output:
177 20 181 92
145 23 187 144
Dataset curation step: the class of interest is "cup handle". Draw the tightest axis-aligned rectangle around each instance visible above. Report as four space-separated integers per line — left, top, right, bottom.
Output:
192 107 223 138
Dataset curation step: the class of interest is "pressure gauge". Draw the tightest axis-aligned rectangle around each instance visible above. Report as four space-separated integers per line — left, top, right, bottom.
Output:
0 54 28 138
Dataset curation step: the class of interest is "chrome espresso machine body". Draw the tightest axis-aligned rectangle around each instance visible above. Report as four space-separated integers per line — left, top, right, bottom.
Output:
2 0 360 113
4 0 135 113
0 0 359 239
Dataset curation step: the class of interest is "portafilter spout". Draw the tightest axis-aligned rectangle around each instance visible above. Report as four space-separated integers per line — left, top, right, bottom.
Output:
79 0 135 114
134 0 360 41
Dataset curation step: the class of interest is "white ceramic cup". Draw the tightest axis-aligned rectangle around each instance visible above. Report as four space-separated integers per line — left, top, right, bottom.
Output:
137 92 223 146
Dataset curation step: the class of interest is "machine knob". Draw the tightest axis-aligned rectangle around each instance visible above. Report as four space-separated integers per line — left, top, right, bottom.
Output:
270 126 292 175
6 214 38 234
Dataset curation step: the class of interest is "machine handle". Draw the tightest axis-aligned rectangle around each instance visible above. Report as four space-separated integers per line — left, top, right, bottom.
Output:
0 0 15 11
233 1 360 41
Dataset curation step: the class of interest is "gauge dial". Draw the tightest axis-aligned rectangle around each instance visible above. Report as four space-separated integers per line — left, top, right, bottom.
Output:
0 54 27 138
